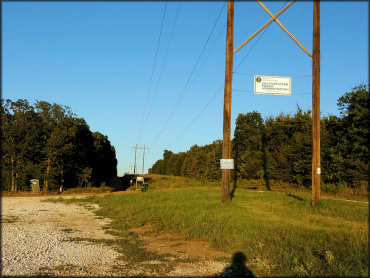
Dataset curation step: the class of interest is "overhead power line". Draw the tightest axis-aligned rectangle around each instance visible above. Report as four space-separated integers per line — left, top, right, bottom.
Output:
149 1 227 150
155 11 272 153
144 2 182 132
137 1 168 144
150 1 291 160
233 72 312 78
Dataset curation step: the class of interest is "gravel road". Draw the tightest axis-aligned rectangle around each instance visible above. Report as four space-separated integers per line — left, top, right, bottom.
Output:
1 196 126 276
1 195 229 277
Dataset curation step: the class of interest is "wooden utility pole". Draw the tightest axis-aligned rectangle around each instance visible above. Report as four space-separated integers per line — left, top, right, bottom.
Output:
133 144 138 175
312 0 321 205
142 145 148 175
222 0 234 203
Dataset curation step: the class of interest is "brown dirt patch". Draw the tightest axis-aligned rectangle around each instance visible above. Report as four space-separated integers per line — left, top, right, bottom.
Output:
131 225 229 260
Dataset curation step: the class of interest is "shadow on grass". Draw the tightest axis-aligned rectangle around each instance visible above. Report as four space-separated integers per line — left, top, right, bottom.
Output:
221 252 254 278
287 193 304 201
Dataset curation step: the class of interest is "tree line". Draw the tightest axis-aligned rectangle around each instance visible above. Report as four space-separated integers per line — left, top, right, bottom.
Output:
1 99 117 192
149 84 369 188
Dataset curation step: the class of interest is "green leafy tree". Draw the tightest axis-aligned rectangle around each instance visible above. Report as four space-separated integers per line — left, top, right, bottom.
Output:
233 112 264 180
1 100 44 191
91 132 117 185
321 115 346 185
35 101 74 191
337 84 369 186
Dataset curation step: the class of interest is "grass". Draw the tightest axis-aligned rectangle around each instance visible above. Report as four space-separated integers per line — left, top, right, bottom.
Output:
71 186 368 277
145 174 369 201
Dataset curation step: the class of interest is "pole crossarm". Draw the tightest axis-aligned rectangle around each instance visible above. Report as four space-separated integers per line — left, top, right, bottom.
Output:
257 0 312 57
234 0 296 54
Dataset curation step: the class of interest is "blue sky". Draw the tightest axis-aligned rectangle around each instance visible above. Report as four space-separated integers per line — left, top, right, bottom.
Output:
2 1 368 176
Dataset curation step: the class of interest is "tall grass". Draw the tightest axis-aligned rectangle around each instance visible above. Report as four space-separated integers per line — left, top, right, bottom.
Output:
82 187 368 277
146 174 369 201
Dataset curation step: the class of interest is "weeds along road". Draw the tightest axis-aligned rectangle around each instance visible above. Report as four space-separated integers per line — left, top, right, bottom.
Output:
1 194 229 277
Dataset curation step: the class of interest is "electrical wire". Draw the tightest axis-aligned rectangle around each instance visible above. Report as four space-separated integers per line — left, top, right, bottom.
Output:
150 0 293 158
137 1 168 144
149 1 227 150
144 2 182 133
233 72 312 78
233 88 312 95
157 10 273 152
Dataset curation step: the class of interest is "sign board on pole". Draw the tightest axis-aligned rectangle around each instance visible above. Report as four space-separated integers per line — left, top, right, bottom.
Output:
254 75 291 95
220 159 234 170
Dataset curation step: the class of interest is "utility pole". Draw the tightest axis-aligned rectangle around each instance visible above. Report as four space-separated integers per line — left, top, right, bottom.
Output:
132 144 138 175
141 145 148 175
221 0 234 203
229 0 320 205
312 0 321 205
132 145 148 175
129 165 135 174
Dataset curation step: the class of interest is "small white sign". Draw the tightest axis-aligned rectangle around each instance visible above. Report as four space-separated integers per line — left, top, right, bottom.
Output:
254 75 291 95
220 159 234 170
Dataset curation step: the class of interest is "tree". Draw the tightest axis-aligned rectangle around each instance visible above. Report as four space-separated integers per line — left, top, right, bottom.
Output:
321 115 346 185
91 132 117 185
35 101 74 191
337 84 369 186
148 84 368 190
233 112 264 180
1 100 44 191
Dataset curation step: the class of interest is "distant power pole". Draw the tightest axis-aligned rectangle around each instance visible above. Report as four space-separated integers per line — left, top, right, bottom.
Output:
311 0 321 205
141 145 148 175
221 0 234 203
132 145 149 175
132 144 138 175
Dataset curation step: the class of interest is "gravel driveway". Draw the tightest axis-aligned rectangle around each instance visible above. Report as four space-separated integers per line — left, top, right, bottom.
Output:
1 196 125 276
1 195 230 277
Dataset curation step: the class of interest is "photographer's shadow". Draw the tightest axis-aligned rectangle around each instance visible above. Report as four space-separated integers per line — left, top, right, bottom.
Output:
221 252 254 278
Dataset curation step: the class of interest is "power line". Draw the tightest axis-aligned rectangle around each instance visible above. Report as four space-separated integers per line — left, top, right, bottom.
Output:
137 1 168 144
233 71 312 78
144 2 182 133
149 1 227 150
150 1 291 160
169 84 224 149
186 23 227 95
233 88 312 95
155 11 272 152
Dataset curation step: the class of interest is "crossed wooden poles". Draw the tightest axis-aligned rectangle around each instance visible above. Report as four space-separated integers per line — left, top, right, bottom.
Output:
222 0 320 205
234 0 311 58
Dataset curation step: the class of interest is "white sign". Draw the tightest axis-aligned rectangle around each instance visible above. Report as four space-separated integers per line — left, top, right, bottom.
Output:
220 159 234 170
254 75 291 95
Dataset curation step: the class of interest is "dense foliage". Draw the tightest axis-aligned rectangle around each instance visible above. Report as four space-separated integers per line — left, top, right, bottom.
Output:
149 85 369 188
1 99 117 191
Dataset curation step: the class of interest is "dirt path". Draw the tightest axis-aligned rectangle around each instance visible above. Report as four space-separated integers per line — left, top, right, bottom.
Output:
1 195 230 277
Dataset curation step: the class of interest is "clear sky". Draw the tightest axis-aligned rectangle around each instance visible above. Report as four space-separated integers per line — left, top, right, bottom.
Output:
2 1 368 176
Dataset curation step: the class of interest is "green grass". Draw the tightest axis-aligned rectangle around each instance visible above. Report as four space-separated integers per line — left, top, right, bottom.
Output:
145 174 369 201
73 187 368 277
